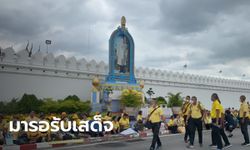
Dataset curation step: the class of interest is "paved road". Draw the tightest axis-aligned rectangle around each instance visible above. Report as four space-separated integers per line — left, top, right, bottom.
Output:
49 128 250 150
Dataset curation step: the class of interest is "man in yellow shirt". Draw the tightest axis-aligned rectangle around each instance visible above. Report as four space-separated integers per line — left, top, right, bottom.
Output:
186 96 204 149
118 113 130 131
239 95 250 146
148 99 165 150
181 95 191 143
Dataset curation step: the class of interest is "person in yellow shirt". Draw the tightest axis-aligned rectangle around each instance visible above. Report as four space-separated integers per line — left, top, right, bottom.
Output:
166 115 177 134
135 111 144 132
103 111 112 121
239 95 250 146
148 99 165 150
210 93 226 150
136 111 143 122
112 117 120 134
186 96 205 149
119 113 130 131
0 114 7 145
204 111 212 130
181 95 191 143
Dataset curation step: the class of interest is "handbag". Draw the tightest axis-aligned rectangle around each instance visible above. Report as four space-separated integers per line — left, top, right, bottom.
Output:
145 106 160 129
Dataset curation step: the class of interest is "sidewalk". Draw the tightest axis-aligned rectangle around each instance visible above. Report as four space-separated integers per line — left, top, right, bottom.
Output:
0 130 170 150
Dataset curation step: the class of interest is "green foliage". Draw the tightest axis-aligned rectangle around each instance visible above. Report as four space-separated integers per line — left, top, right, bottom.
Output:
120 89 143 107
39 98 59 113
0 94 91 114
0 98 19 114
64 95 80 101
57 99 91 113
18 94 44 113
156 96 167 105
167 92 183 107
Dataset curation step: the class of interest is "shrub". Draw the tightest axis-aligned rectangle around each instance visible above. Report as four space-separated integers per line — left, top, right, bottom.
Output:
120 89 143 108
156 96 167 105
167 92 183 107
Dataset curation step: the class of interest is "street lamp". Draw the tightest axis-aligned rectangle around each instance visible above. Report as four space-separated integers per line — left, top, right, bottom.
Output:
0 47 5 62
218 70 222 78
45 40 52 53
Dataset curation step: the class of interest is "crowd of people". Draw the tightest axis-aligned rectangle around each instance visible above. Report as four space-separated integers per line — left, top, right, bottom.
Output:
147 94 250 150
0 93 250 150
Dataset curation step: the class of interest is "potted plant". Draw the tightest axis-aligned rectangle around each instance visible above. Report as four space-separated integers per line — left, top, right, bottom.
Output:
166 92 183 115
120 89 143 116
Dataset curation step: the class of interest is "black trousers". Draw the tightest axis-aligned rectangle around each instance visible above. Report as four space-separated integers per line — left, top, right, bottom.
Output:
240 118 249 143
211 119 223 149
168 125 178 134
212 127 230 145
205 124 211 130
184 115 190 141
189 117 203 145
151 122 162 148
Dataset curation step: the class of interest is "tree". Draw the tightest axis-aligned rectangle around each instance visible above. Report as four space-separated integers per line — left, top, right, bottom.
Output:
156 96 167 105
146 88 155 99
167 92 183 107
64 95 80 101
18 94 44 113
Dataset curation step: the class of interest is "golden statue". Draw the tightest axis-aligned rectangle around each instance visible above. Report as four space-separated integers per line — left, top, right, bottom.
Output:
121 16 126 28
92 77 100 91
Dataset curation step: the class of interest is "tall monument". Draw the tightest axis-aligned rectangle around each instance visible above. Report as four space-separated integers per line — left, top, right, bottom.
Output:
106 16 136 84
91 16 143 112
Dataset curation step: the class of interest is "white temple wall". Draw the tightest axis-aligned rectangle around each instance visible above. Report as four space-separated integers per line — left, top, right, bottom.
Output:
143 83 248 109
0 47 250 108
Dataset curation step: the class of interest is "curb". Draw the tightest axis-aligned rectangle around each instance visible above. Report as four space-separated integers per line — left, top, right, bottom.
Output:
0 131 169 150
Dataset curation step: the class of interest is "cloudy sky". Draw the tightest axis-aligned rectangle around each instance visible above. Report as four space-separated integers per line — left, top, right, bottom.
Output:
1 0 250 80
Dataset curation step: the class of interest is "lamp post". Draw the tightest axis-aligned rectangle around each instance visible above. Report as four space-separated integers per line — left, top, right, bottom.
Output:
218 70 222 78
0 47 5 62
45 40 52 53
242 74 246 80
183 64 187 74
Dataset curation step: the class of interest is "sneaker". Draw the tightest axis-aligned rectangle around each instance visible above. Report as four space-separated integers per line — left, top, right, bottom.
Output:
210 145 217 149
223 144 232 149
149 147 154 150
186 145 194 149
156 145 162 150
228 134 233 138
242 143 250 146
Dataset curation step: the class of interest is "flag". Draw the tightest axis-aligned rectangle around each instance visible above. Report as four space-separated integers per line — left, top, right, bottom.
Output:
183 64 187 68
45 40 52 45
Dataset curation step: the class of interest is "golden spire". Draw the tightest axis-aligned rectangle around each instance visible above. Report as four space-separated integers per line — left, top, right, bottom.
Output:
121 16 126 28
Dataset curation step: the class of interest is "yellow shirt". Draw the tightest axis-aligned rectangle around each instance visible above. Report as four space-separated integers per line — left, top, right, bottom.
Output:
137 114 143 121
176 117 185 127
119 117 130 129
204 116 212 124
211 100 222 119
149 106 163 123
103 116 112 121
190 103 204 119
239 101 249 118
167 119 175 126
182 102 192 116
112 121 120 130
